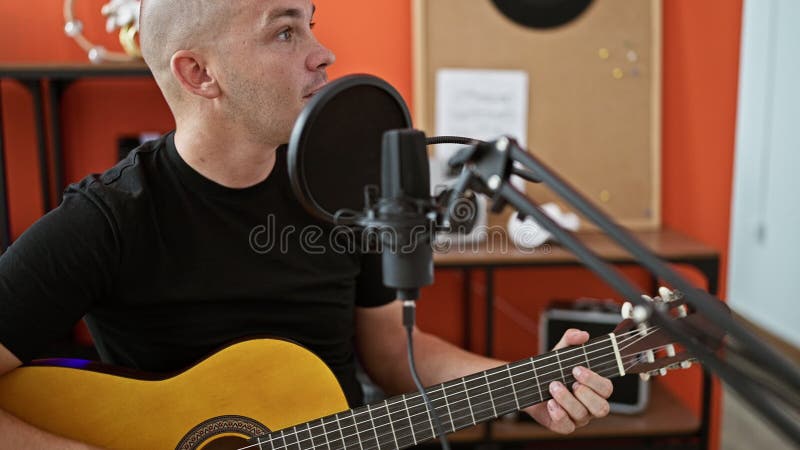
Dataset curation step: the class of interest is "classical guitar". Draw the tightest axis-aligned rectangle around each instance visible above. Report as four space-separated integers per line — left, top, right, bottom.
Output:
0 289 723 449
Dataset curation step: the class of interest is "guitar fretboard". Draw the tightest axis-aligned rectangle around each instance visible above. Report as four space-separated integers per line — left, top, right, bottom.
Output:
253 334 629 450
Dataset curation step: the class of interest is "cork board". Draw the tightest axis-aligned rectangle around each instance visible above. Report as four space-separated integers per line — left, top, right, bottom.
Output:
414 0 662 229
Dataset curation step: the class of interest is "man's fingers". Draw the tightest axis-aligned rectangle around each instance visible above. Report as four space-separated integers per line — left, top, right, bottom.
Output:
572 382 611 418
552 328 590 350
572 366 614 399
549 381 590 427
526 331 614 434
545 399 576 434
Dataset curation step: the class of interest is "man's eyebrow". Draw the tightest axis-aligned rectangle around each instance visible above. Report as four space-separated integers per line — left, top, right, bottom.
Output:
265 4 316 24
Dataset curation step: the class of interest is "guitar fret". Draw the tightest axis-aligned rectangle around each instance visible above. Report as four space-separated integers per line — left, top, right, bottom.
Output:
387 395 413 448
349 410 364 450
428 386 454 434
363 405 380 449
308 420 324 448
369 401 394 449
300 423 312 450
254 436 266 450
460 378 476 425
485 368 515 417
402 394 416 446
286 427 300 450
334 415 345 449
349 408 373 449
445 379 472 431
382 401 399 449
464 375 493 423
530 358 544 403
506 365 520 410
334 412 358 448
405 393 435 443
483 372 497 417
323 418 333 450
426 395 435 440
440 383 454 432
555 350 565 381
582 344 592 370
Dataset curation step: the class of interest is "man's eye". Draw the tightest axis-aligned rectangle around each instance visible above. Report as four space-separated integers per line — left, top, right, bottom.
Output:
278 27 293 41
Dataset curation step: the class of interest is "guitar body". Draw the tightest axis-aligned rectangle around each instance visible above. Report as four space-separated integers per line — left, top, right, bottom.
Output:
0 339 349 449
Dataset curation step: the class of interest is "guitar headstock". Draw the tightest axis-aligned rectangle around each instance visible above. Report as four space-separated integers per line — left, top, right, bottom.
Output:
612 287 727 380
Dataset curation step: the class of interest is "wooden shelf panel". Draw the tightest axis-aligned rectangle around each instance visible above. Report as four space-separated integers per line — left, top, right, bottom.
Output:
434 228 717 267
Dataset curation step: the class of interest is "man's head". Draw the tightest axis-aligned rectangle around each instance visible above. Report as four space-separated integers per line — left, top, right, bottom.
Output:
139 0 334 147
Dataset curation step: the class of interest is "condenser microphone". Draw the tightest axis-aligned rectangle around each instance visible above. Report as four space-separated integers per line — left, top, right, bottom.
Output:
379 130 434 300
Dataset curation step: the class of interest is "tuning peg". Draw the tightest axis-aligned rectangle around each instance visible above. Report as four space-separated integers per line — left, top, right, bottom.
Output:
659 287 687 306
633 306 651 324
656 287 690 316
681 360 692 369
640 368 664 380
666 344 676 357
621 302 634 320
621 301 652 323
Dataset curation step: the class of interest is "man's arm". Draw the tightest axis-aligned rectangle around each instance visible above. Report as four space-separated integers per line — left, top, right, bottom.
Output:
356 300 613 434
0 343 103 450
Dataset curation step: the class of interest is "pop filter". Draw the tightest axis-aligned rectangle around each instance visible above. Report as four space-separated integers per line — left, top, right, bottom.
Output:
288 74 412 224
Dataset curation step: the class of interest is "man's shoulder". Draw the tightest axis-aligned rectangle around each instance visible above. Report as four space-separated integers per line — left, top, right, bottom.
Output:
64 133 172 219
70 134 169 197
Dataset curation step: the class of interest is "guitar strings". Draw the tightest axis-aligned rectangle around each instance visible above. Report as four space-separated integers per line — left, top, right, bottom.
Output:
245 363 628 450
329 343 659 450
239 327 662 450
243 329 658 450
367 346 666 449
240 328 658 450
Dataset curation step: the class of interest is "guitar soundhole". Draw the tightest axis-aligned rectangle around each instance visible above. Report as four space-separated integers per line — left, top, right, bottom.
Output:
199 436 250 450
176 415 269 450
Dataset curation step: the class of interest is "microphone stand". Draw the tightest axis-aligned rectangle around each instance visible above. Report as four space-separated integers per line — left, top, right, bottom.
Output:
446 136 800 445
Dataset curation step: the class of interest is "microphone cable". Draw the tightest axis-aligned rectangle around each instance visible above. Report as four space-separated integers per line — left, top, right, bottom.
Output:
403 300 451 450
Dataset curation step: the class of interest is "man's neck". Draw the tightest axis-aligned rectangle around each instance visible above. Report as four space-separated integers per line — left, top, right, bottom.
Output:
173 126 280 189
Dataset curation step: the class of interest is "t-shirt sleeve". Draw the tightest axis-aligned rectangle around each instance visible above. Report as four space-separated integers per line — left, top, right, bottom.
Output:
0 183 119 362
354 253 396 308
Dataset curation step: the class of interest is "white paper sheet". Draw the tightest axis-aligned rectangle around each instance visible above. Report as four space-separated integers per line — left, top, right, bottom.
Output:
435 68 529 159
434 68 530 191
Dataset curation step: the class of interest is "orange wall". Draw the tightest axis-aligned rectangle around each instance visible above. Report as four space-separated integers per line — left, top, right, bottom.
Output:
1 1 741 448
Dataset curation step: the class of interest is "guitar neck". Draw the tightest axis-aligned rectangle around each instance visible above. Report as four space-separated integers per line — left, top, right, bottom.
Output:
254 334 630 449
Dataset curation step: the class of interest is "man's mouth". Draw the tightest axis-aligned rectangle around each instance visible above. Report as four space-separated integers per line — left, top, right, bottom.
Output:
303 82 328 100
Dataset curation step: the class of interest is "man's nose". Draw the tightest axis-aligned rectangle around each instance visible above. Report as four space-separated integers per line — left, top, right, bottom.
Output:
308 41 336 71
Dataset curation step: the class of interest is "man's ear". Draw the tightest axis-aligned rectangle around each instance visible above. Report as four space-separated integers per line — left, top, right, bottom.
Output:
170 50 221 99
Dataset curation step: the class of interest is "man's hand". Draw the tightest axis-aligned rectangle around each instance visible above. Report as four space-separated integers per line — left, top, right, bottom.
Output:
523 329 614 434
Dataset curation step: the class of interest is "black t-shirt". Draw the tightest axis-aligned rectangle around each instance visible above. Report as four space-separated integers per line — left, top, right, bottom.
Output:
0 132 394 406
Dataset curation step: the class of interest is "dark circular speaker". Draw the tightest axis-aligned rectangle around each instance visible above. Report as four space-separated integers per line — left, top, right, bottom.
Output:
491 0 594 29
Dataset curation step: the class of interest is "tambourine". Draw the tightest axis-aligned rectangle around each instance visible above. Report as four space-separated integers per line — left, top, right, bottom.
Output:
63 0 142 63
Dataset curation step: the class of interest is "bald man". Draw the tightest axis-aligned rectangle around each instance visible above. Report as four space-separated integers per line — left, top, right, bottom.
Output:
0 1 613 448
